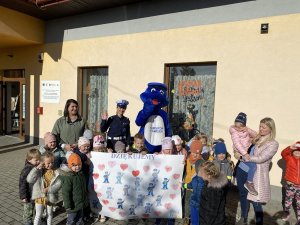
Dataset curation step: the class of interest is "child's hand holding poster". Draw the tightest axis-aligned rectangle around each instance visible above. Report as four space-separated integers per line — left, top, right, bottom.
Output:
89 152 184 220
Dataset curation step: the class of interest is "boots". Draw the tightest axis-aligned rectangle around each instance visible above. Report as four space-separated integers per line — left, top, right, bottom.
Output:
244 181 258 196
236 217 248 225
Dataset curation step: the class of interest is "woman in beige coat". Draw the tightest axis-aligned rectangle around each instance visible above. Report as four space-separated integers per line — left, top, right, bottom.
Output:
247 117 279 224
236 117 278 225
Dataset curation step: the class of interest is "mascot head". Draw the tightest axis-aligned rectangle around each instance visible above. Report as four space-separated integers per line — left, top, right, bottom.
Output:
140 82 169 108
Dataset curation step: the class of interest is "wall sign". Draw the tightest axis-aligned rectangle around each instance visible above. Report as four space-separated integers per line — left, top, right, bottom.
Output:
41 80 60 103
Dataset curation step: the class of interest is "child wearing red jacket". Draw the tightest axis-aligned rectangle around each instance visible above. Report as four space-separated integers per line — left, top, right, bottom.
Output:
281 142 300 224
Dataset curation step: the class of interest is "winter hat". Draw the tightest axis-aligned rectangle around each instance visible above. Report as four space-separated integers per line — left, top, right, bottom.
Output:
83 129 93 140
235 112 247 125
93 134 106 148
214 142 227 155
189 140 203 164
172 135 183 145
190 140 203 154
68 153 82 168
161 137 173 150
114 141 125 153
44 132 56 145
78 136 90 148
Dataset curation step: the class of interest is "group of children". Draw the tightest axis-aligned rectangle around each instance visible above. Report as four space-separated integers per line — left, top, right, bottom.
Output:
18 112 300 225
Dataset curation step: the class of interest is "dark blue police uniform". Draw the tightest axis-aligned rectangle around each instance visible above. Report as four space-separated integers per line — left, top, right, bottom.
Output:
100 100 131 151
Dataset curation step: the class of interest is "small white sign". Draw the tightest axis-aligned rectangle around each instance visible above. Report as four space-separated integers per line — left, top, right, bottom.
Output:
41 80 60 103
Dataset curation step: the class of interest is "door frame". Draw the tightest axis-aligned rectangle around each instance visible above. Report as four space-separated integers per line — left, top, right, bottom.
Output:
1 77 26 139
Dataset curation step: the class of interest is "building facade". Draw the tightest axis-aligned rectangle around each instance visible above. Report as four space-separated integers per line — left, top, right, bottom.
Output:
1 0 300 197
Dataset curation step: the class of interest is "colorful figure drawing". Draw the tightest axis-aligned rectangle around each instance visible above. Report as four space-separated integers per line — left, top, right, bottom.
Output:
117 198 125 209
103 171 110 183
155 195 163 206
106 187 113 199
162 178 170 190
116 172 124 184
129 205 136 215
147 182 156 196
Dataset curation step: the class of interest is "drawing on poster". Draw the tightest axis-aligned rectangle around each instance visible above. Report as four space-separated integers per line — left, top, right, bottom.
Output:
89 152 184 220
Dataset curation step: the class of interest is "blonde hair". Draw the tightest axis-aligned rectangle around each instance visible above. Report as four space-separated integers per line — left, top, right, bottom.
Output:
40 151 54 162
26 148 41 161
202 161 220 179
253 117 276 147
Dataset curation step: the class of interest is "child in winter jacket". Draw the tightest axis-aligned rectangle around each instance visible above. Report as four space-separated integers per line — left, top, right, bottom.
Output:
128 133 148 154
229 112 257 195
61 153 88 225
212 142 233 183
281 142 300 223
172 135 188 161
182 159 205 225
155 137 176 225
183 140 203 224
19 149 41 225
39 132 66 169
199 161 228 225
93 133 107 152
90 134 108 223
27 152 62 225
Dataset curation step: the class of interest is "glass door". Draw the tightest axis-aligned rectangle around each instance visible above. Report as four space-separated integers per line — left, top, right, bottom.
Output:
78 67 108 133
1 74 25 138
165 63 217 141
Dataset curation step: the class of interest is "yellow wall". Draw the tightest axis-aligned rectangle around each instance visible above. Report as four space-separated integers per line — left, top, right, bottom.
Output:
0 6 44 48
1 13 300 187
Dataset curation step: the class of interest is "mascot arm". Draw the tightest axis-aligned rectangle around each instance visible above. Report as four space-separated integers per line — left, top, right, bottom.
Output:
135 110 149 126
135 99 155 126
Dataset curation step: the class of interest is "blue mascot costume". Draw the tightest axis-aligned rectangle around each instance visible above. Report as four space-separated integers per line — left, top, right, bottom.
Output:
135 82 172 153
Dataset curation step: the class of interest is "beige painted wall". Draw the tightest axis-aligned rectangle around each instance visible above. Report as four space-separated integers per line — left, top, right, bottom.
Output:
1 13 300 187
0 7 44 48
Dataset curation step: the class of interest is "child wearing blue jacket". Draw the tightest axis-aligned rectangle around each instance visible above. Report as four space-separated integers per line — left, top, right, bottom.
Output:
182 159 205 225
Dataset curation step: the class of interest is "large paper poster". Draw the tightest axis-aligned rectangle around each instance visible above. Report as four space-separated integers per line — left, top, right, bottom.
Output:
89 152 184 220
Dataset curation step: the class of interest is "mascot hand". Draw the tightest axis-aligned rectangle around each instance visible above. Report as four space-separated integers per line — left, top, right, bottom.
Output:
142 98 155 116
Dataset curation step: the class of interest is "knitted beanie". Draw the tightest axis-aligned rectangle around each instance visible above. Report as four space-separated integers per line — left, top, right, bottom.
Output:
235 112 247 125
68 153 82 168
162 137 173 150
83 129 93 140
78 136 90 148
93 134 106 148
44 132 56 145
114 141 125 153
190 140 203 154
214 142 227 155
172 135 183 145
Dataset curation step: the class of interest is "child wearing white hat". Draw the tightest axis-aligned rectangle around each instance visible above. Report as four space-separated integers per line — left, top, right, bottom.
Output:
172 135 188 161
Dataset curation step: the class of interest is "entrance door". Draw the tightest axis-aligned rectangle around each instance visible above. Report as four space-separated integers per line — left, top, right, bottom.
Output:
0 70 25 139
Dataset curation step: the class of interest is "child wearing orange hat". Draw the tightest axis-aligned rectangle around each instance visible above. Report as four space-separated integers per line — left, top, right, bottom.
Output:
183 140 203 224
61 153 88 225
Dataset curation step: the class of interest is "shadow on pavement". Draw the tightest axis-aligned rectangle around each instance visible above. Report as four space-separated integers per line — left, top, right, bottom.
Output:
0 143 36 154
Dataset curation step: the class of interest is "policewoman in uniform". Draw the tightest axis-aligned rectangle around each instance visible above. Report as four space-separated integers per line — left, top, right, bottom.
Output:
100 100 131 152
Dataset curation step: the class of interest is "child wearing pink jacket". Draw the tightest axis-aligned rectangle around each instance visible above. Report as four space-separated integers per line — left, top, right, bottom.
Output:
229 112 257 196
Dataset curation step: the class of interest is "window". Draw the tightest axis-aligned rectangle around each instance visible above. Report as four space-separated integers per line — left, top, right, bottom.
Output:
165 63 217 141
79 67 108 133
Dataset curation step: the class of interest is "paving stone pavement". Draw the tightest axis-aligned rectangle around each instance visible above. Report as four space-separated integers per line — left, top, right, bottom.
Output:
0 135 297 225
